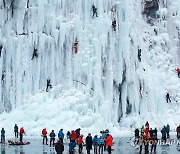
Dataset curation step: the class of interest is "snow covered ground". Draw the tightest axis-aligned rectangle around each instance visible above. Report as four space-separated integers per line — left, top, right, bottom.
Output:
0 0 179 136
1 136 180 154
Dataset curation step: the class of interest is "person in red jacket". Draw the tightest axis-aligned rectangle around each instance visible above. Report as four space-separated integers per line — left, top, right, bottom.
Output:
176 68 180 78
71 130 77 143
105 134 113 154
78 134 84 153
20 127 25 142
42 128 48 145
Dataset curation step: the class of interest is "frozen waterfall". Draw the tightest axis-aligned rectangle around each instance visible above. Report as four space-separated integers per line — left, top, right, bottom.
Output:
0 0 179 136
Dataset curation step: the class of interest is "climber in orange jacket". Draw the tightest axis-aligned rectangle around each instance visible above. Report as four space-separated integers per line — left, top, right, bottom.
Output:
105 134 113 154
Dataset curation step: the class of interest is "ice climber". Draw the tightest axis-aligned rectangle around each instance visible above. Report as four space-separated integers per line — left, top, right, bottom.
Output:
166 93 171 103
20 127 25 142
42 128 48 145
1 128 5 143
176 125 180 140
46 79 52 92
74 40 79 54
138 48 142 62
14 124 18 138
55 140 64 154
105 134 113 154
93 135 98 154
77 134 84 153
86 133 93 154
58 129 64 143
112 18 116 31
0 45 3 57
31 47 38 60
92 4 98 17
176 68 180 78
49 130 56 147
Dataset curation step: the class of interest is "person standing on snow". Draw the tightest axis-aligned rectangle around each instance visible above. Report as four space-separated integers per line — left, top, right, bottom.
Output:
67 131 71 140
71 130 77 143
77 134 84 154
93 135 99 154
55 140 64 154
86 133 93 154
1 128 5 143
49 130 56 147
150 131 158 153
58 129 64 143
75 128 81 139
68 140 75 154
42 128 48 145
20 127 25 142
14 124 19 138
134 128 140 145
98 135 105 154
166 124 170 138
176 125 180 140
161 126 167 143
145 121 149 130
105 134 113 154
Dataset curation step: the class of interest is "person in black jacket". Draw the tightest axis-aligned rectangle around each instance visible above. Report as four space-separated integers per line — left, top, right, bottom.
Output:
55 140 64 154
86 133 93 154
49 130 56 147
14 124 18 138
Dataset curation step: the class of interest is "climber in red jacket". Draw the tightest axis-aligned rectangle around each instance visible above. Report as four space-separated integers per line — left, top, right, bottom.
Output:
176 68 180 78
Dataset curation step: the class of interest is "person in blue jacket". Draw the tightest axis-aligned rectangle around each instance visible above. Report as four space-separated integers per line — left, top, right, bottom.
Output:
161 126 167 142
68 140 75 154
93 135 98 154
1 128 5 143
98 135 105 154
49 130 56 146
58 129 64 143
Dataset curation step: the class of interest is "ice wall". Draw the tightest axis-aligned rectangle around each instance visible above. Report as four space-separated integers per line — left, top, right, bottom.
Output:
0 0 179 134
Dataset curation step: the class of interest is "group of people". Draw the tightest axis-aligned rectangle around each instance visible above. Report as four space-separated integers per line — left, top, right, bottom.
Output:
41 128 113 154
0 124 25 143
134 122 180 154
